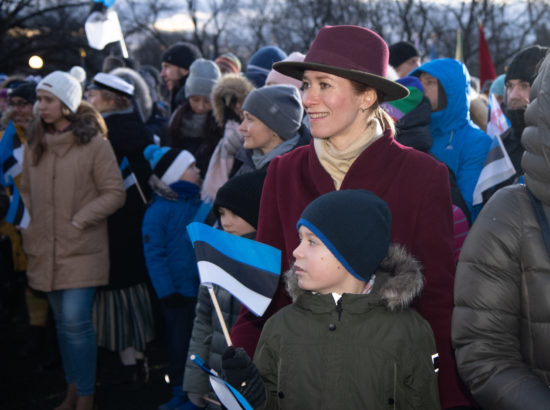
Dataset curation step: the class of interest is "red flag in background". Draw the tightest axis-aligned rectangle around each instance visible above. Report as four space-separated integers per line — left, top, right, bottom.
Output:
479 23 497 89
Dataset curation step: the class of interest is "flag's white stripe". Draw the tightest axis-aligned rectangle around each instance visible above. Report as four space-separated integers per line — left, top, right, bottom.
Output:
19 209 30 229
6 162 22 179
473 158 516 205
13 145 24 164
123 173 136 190
198 260 271 317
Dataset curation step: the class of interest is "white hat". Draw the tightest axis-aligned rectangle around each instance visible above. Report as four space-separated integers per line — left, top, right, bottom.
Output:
90 72 134 97
36 71 82 113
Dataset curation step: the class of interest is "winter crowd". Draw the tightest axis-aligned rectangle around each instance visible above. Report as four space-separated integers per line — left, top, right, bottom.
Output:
0 23 549 410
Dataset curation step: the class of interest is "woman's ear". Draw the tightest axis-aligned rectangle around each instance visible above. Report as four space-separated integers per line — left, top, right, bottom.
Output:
360 88 378 112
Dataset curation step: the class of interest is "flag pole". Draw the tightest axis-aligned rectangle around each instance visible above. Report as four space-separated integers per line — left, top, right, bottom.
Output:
207 286 233 346
134 178 147 204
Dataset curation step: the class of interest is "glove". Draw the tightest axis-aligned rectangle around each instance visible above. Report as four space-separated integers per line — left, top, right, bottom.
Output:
221 346 266 408
161 293 189 308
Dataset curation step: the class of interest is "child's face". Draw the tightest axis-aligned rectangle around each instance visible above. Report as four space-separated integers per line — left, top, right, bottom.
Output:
179 163 201 185
218 207 255 237
292 225 364 295
189 95 212 115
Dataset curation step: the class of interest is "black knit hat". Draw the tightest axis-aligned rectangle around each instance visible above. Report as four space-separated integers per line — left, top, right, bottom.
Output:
297 190 391 282
10 81 37 103
162 42 202 70
505 45 549 85
213 170 267 229
389 41 420 68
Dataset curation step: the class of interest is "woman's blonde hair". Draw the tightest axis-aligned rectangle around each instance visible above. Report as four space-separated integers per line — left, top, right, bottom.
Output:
28 100 107 165
350 80 396 136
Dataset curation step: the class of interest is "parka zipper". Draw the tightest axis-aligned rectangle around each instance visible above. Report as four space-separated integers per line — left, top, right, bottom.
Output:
336 298 343 321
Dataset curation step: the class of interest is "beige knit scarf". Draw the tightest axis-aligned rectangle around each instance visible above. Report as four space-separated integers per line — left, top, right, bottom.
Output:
314 119 383 189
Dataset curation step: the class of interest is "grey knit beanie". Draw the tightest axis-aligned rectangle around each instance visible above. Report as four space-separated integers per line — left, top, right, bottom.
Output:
185 59 221 99
241 84 303 140
36 71 82 113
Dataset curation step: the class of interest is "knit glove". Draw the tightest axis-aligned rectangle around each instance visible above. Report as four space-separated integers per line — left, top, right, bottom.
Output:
221 346 266 408
161 293 189 308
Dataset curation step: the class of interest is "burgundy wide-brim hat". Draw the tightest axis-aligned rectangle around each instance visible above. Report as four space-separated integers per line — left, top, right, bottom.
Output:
273 25 409 102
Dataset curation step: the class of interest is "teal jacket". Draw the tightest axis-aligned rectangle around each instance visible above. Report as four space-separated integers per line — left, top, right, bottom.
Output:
412 59 492 220
254 245 441 410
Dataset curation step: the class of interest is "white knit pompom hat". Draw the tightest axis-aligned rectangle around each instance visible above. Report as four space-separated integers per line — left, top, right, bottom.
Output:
36 70 82 113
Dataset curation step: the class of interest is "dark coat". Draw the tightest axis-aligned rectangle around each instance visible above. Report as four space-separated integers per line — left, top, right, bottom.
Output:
230 130 464 408
105 110 154 289
452 53 550 410
255 245 440 410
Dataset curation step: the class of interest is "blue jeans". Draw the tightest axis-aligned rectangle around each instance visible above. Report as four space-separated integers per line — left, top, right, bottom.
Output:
48 287 97 396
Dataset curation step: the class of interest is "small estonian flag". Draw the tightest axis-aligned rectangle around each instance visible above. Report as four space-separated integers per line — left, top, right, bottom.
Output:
0 121 23 186
187 222 281 317
5 177 30 229
120 157 137 190
190 354 253 410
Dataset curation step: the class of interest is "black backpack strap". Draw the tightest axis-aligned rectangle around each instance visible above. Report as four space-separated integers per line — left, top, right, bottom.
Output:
526 188 550 261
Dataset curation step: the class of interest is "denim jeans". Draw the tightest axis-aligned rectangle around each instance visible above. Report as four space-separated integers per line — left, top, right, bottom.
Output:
48 287 97 396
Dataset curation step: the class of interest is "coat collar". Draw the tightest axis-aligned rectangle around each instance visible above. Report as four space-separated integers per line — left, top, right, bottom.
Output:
45 130 75 158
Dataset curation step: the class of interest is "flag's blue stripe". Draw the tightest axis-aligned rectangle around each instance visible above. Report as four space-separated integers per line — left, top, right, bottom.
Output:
194 241 279 298
6 185 23 225
226 383 254 410
187 222 281 275
0 121 17 185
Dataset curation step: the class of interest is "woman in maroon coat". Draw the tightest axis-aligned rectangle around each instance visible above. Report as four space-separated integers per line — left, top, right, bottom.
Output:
230 25 472 409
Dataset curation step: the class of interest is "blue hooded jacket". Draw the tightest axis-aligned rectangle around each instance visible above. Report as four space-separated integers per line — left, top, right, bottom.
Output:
142 180 201 298
411 58 491 220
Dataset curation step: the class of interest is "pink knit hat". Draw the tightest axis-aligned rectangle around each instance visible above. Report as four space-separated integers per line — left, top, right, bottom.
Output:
265 52 305 90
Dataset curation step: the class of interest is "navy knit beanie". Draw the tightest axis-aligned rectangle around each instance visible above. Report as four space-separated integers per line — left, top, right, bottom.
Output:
297 190 392 282
505 45 549 86
389 41 420 68
245 46 287 88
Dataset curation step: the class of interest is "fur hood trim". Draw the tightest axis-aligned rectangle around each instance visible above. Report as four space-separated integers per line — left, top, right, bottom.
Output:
211 74 255 126
285 244 424 311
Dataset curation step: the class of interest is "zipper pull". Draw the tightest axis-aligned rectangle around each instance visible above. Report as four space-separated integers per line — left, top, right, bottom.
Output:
336 298 343 321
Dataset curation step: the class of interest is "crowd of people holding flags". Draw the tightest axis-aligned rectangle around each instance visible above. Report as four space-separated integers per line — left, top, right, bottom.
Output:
0 19 550 410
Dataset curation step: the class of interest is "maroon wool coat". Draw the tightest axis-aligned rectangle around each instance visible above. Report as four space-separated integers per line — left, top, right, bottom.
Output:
231 130 468 409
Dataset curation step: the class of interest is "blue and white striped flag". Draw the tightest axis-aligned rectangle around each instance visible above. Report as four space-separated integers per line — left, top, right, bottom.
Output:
472 94 515 205
190 354 253 410
119 156 137 190
5 177 30 228
0 121 23 186
186 222 281 317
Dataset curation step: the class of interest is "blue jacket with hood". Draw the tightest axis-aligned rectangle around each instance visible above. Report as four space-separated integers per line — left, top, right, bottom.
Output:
411 58 491 220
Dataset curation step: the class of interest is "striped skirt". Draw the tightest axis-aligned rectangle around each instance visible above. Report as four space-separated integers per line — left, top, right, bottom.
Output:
93 282 155 352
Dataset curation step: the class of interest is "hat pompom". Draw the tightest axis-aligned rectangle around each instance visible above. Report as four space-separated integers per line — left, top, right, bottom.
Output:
70 66 86 84
144 144 170 170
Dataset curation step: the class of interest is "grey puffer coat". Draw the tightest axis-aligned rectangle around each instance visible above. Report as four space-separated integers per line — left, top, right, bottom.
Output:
452 53 550 410
254 244 441 410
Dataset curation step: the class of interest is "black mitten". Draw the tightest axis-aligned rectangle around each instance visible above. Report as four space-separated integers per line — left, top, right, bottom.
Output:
221 346 266 407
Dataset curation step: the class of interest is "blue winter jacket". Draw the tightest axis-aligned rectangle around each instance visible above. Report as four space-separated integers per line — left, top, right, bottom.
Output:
142 180 201 298
411 59 491 220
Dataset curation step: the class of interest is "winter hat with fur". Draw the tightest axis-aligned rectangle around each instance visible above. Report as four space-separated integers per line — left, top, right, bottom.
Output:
211 74 255 126
297 190 392 282
185 58 221 99
242 84 303 140
213 170 266 229
36 70 82 113
144 144 196 186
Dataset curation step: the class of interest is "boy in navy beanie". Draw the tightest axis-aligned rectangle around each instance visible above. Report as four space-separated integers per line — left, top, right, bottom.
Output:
221 190 441 409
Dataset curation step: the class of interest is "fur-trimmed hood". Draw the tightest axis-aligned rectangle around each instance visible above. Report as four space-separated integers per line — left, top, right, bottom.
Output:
211 74 255 127
285 244 424 311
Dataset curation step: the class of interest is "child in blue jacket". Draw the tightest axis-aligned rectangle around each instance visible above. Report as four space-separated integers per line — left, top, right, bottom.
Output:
142 144 203 410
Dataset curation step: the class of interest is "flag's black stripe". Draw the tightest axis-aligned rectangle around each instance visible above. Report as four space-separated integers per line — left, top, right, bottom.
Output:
194 241 280 298
483 145 504 165
3 155 17 173
14 196 24 225
121 166 131 179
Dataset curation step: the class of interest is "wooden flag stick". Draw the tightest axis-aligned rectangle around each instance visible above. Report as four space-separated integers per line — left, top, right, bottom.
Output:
134 178 147 205
207 286 233 346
